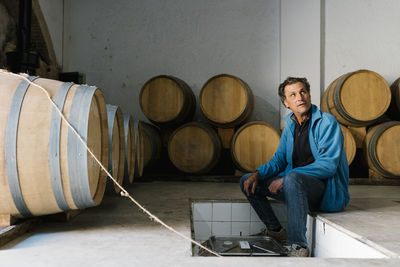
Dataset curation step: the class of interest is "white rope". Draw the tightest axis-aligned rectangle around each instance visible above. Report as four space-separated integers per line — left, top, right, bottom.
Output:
0 70 222 257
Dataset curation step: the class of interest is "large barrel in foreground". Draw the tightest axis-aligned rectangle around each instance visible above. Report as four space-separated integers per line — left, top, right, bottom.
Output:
231 121 280 172
363 121 400 178
105 105 125 194
321 70 391 126
200 74 254 128
168 122 221 174
139 75 196 127
0 72 108 217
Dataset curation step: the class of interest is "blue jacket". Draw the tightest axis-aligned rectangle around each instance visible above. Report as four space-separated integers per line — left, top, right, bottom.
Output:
256 105 350 212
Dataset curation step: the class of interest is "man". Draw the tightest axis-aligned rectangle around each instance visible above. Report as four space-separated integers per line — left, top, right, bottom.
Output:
240 77 350 257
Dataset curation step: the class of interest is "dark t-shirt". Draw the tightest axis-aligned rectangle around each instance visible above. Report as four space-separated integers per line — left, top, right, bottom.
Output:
291 112 315 168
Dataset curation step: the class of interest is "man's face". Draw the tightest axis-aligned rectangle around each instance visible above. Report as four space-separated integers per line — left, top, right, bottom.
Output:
283 82 312 118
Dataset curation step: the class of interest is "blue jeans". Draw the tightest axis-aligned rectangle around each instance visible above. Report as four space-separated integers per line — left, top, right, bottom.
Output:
240 172 326 247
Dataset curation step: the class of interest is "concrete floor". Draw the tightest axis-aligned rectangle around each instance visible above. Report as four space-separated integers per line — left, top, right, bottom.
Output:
0 181 400 266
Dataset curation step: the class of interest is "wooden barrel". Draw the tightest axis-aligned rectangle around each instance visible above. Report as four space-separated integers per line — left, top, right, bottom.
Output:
133 120 144 177
123 113 135 184
363 121 400 178
231 121 280 172
168 122 222 174
105 105 125 194
386 78 400 120
0 72 108 217
139 75 196 127
140 121 162 171
321 70 391 126
340 125 356 165
200 74 254 128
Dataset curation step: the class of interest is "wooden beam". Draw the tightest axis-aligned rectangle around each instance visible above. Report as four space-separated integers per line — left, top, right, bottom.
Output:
0 214 18 227
0 219 41 247
43 210 83 222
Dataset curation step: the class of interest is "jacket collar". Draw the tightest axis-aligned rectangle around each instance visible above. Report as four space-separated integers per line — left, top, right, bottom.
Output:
284 104 321 127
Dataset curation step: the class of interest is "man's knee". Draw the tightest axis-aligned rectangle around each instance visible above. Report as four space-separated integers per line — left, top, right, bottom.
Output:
283 172 302 191
239 173 253 192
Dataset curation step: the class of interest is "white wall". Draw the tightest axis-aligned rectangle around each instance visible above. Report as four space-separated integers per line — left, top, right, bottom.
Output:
325 0 400 88
280 0 321 126
62 0 281 128
38 0 400 129
38 0 63 66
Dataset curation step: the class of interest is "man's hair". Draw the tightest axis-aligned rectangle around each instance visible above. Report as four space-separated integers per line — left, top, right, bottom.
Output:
278 77 310 105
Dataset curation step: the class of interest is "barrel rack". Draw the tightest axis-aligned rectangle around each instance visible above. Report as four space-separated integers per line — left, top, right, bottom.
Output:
350 169 400 186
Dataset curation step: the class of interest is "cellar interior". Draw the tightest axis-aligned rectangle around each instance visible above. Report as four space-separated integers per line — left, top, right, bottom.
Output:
0 0 400 266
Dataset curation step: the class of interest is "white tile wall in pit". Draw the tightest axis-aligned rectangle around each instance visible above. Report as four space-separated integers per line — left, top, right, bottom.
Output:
232 222 250 236
212 203 231 222
212 221 231 236
192 203 212 221
232 203 251 222
193 221 212 241
192 201 287 241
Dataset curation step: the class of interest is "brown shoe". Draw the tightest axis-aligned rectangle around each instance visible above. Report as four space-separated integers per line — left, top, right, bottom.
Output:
267 228 287 244
254 228 287 244
288 244 309 257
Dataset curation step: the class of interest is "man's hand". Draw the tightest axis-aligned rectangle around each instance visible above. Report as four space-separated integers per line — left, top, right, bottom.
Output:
243 172 260 196
268 178 283 194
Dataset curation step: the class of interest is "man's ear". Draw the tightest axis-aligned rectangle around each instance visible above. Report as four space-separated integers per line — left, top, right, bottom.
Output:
283 99 289 109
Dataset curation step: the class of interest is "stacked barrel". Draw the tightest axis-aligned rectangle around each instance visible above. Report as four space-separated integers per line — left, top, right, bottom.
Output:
105 105 125 194
139 70 400 180
231 121 281 172
322 69 400 179
168 122 222 174
138 75 193 175
102 104 136 196
123 114 135 184
138 73 282 176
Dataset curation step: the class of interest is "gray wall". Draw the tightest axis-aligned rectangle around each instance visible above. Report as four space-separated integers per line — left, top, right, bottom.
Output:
280 0 321 126
62 0 281 128
325 0 400 86
38 0 400 129
38 0 63 66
